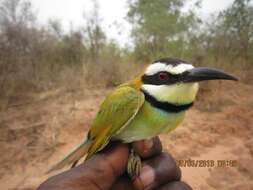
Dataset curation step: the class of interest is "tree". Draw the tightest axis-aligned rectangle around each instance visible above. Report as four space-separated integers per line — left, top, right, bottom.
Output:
222 0 253 61
0 0 35 28
202 0 253 63
48 19 63 39
62 30 85 65
127 0 200 62
82 0 106 64
0 0 37 90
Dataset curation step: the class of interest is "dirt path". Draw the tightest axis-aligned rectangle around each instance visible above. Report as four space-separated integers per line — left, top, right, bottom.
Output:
0 82 252 190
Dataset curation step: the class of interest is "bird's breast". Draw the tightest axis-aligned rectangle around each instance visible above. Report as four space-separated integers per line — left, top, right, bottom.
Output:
114 101 185 143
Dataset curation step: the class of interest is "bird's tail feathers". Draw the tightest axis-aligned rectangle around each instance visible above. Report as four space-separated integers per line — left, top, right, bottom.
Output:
47 139 91 173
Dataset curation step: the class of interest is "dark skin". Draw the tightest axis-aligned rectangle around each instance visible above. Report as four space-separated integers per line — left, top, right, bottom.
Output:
38 137 192 190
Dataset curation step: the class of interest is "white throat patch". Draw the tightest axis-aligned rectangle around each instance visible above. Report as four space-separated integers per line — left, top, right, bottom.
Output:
142 83 199 105
145 62 194 75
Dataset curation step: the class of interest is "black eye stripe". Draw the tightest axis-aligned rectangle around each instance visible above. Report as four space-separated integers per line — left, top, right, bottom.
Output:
142 72 187 85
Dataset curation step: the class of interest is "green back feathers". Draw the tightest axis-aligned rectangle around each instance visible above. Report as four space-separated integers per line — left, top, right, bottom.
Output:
86 86 144 158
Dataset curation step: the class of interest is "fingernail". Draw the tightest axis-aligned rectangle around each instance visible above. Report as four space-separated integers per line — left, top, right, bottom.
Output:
133 165 155 190
143 140 153 154
144 140 153 149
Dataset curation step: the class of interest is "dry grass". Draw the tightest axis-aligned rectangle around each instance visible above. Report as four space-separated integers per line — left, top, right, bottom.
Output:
0 60 143 110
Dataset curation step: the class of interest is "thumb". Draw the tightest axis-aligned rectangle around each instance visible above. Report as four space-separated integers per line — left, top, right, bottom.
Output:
37 143 129 190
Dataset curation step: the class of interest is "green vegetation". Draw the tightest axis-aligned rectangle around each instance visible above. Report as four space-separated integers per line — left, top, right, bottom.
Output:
127 0 200 61
0 0 252 108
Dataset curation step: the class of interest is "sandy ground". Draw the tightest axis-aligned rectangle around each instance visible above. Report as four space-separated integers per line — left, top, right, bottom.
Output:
0 81 253 190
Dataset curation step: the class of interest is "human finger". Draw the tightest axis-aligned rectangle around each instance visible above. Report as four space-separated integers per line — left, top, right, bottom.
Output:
132 137 162 159
110 175 135 190
37 143 129 190
133 153 181 190
158 181 192 190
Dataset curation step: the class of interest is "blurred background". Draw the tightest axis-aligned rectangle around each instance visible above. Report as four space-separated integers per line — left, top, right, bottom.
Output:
0 0 252 189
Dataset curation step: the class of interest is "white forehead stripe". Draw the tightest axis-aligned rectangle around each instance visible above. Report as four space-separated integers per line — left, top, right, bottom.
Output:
145 62 194 75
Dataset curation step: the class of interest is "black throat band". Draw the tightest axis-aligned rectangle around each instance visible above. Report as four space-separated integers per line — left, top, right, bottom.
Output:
141 90 194 113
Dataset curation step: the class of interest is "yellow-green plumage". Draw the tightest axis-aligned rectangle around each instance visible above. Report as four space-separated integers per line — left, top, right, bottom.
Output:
86 85 144 158
115 100 185 143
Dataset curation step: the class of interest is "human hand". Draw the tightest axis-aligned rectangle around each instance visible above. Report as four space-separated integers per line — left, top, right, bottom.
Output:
37 137 192 190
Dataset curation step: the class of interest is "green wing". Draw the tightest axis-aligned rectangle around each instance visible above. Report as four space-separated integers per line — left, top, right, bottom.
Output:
86 86 144 158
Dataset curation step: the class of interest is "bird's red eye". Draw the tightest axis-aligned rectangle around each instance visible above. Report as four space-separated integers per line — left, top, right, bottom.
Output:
158 72 169 80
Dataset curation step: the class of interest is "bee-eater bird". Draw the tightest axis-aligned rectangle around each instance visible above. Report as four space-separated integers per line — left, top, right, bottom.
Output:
48 58 238 177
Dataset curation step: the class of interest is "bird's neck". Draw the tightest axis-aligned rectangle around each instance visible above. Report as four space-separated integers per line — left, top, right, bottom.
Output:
122 77 198 113
141 89 194 113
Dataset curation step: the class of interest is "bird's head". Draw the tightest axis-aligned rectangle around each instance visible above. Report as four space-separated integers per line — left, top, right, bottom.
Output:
141 58 238 105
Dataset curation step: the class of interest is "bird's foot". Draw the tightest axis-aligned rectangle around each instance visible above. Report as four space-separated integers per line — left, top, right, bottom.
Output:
127 149 142 180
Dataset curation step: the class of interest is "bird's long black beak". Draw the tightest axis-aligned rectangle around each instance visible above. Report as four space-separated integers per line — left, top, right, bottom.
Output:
183 67 238 83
